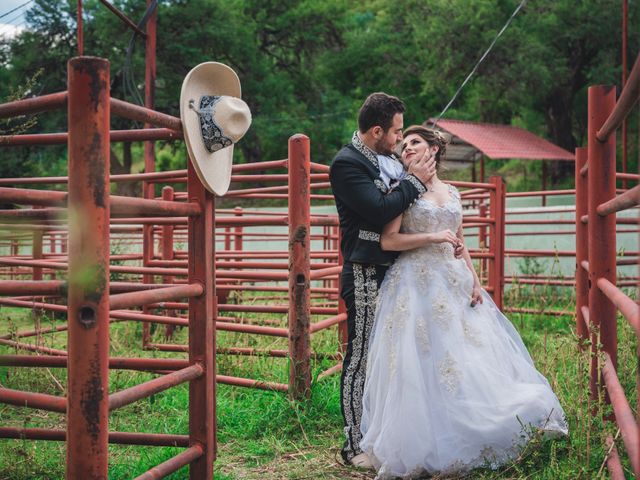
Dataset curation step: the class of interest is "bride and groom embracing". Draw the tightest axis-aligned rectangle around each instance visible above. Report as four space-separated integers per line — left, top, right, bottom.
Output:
329 92 568 479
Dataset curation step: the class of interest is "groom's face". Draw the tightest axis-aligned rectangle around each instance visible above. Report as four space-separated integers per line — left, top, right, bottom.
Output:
374 113 404 155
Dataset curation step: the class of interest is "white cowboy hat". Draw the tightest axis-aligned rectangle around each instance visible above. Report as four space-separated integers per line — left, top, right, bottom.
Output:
180 62 252 195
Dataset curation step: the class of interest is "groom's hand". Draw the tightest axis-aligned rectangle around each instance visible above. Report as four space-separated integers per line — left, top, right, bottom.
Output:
407 151 436 185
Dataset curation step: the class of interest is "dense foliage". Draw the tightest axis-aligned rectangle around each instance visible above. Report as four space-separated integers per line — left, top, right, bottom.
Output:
0 0 637 186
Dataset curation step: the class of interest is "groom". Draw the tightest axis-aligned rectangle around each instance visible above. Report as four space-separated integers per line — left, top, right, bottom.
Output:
330 92 436 467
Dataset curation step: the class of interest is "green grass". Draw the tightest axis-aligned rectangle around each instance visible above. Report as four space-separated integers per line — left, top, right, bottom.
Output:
0 283 637 479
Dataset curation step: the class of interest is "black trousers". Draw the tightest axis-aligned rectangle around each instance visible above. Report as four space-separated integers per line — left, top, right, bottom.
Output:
339 261 388 462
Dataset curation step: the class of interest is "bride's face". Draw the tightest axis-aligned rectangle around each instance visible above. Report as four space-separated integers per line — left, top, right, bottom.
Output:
401 133 436 168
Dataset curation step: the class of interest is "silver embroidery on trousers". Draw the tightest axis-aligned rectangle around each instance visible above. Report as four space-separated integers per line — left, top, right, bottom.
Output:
342 264 379 460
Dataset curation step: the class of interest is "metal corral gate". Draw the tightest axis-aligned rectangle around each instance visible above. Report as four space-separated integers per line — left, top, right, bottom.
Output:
575 52 640 479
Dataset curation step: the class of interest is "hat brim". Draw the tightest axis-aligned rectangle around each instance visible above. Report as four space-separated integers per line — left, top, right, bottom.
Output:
180 62 241 196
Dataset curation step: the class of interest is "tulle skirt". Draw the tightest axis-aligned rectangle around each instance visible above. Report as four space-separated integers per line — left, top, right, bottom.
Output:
359 251 568 479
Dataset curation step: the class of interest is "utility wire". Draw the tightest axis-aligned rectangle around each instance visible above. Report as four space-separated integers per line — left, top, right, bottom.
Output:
122 0 158 105
430 0 527 127
0 0 32 21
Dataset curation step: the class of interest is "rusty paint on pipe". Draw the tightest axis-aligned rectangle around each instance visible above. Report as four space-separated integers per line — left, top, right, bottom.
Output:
597 53 640 141
109 283 203 310
0 427 189 446
109 364 203 411
0 387 67 412
0 92 67 119
602 353 640 477
133 445 203 480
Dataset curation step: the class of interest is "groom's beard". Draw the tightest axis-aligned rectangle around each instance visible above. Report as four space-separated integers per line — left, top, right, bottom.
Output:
374 138 397 156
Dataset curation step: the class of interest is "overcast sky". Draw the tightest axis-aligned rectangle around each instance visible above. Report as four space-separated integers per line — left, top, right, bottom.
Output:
0 0 32 38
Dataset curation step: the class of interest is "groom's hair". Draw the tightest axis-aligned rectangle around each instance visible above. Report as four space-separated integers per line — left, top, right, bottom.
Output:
358 92 405 133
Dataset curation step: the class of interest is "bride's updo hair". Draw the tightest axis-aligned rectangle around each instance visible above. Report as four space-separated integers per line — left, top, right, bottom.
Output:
402 125 450 169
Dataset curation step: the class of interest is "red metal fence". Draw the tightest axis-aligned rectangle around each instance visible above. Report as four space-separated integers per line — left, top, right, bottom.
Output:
575 53 640 479
0 57 216 479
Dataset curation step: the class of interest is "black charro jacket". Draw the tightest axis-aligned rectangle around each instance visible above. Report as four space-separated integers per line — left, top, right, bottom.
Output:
330 142 426 266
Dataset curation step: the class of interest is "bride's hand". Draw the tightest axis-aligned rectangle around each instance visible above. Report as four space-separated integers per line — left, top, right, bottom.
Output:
431 229 458 246
470 284 483 307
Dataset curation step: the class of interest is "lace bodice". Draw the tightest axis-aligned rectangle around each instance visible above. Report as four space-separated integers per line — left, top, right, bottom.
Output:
401 184 462 234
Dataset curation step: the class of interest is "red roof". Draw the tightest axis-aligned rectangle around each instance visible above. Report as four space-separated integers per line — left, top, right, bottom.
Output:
431 119 574 161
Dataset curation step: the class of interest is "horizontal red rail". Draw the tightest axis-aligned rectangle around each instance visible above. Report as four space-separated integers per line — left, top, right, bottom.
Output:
0 128 182 146
597 52 640 141
597 184 640 216
109 363 203 411
133 444 203 480
597 278 640 337
0 427 189 446
0 387 66 412
601 352 640 477
0 92 67 118
109 283 203 310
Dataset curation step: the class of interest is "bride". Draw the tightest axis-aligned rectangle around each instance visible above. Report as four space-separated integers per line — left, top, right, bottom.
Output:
359 125 568 479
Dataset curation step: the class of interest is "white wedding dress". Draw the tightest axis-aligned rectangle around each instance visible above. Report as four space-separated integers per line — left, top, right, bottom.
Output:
360 184 568 479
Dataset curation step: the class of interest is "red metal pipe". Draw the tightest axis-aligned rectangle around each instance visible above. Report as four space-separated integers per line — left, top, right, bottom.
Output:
97 0 147 37
66 56 111 479
0 355 190 371
0 337 68 355
488 176 505 309
216 374 288 392
0 427 189 447
109 364 203 411
288 134 312 399
310 313 347 333
133 445 203 480
231 159 287 172
597 184 640 216
588 84 618 403
602 353 640 477
186 147 216 477
0 91 67 119
605 435 627 480
111 98 181 132
0 387 67 413
109 283 203 310
0 128 182 147
111 310 188 326
597 53 640 141
0 280 64 295
597 278 640 337
616 172 640 181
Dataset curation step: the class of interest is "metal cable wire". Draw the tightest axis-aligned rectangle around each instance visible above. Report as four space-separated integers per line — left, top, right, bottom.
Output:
0 0 33 21
430 0 527 127
122 0 158 106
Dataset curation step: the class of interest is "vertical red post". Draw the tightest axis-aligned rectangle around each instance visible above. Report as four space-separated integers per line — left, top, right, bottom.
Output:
233 206 243 255
224 226 231 251
32 209 43 282
587 85 617 401
621 0 628 189
489 176 505 310
541 160 547 207
76 0 83 56
187 161 216 478
66 56 110 479
162 186 176 338
32 209 44 320
288 134 311 399
142 0 157 349
575 147 589 344
478 202 488 282
337 228 347 354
